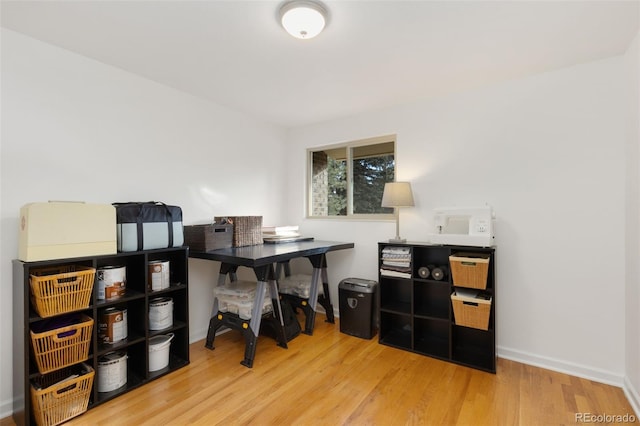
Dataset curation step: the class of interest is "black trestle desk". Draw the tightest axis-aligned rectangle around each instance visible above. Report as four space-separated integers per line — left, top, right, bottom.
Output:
189 240 355 367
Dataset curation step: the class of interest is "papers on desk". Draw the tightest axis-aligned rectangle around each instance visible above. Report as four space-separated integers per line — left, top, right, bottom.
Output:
264 236 314 244
262 225 299 235
262 225 312 243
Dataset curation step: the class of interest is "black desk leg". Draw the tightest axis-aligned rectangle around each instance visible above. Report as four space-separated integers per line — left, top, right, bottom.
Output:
241 276 288 367
205 271 229 350
253 265 288 349
205 312 259 368
205 314 225 350
302 266 322 335
205 318 215 349
241 329 258 368
268 279 289 348
318 267 335 323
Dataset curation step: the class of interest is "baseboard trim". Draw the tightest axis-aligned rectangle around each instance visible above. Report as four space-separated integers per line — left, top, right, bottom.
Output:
623 376 640 418
0 397 15 422
497 345 624 387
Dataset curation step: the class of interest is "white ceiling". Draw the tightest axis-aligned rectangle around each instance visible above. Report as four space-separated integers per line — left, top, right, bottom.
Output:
2 0 639 128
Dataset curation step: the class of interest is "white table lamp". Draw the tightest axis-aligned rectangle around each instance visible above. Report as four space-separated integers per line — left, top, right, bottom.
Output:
381 182 415 243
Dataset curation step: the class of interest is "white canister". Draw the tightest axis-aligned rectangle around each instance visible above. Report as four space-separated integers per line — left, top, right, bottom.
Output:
149 333 174 372
97 351 127 392
149 297 173 330
148 260 170 291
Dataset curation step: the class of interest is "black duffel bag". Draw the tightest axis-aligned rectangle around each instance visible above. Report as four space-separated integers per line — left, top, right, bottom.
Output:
113 202 184 252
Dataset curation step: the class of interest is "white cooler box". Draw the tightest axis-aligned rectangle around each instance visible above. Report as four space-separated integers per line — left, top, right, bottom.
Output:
19 202 117 262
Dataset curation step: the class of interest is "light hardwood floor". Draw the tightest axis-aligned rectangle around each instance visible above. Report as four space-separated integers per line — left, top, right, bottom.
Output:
2 314 636 425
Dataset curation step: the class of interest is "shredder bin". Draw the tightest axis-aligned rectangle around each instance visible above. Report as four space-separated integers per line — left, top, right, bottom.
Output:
339 278 378 339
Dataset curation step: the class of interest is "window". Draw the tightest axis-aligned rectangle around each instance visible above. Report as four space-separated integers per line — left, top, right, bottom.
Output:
308 136 396 217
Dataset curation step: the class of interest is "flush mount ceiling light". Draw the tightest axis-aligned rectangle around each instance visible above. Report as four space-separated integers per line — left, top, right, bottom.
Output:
279 0 328 39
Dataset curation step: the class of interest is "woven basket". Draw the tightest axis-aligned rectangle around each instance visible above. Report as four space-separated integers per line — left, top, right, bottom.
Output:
451 293 492 330
30 265 95 317
31 363 94 426
449 253 490 289
30 314 94 374
215 216 263 247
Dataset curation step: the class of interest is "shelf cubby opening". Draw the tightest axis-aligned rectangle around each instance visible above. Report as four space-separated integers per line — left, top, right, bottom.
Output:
379 311 411 349
414 317 449 359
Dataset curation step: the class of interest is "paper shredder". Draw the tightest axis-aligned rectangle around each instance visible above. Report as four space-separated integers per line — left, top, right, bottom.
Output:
338 278 378 339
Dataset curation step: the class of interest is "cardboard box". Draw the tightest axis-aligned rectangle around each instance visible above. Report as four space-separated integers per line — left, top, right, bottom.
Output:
19 202 117 261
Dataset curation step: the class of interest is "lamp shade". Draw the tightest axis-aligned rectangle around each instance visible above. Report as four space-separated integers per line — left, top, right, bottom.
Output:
381 182 415 207
280 1 327 39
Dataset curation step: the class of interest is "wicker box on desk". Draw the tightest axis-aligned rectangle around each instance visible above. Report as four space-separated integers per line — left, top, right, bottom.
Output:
214 216 263 247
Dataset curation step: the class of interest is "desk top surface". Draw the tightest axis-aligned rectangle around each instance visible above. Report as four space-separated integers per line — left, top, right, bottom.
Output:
188 240 355 267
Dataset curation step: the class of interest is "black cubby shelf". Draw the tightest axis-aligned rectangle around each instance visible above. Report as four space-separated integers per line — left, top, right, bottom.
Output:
378 242 496 373
13 246 190 426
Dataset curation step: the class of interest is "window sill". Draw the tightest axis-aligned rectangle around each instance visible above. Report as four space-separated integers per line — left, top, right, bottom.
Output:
306 214 396 222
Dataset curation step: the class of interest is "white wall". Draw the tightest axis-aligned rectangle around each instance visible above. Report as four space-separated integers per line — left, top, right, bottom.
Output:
0 29 288 417
286 55 628 385
625 29 640 414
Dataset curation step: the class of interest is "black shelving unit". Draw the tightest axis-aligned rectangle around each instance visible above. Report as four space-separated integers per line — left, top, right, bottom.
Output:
378 242 496 373
13 247 190 425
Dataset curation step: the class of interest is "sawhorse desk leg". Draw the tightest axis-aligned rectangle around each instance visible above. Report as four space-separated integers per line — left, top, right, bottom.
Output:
205 265 233 350
318 266 335 324
276 254 335 335
205 263 287 368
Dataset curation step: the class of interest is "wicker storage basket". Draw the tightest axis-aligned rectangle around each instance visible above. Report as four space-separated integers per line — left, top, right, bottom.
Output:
30 314 94 374
215 216 263 247
451 292 492 330
184 224 233 251
31 363 94 426
449 253 490 289
30 265 95 317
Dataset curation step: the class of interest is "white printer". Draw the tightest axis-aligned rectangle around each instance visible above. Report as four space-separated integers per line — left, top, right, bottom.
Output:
429 206 495 247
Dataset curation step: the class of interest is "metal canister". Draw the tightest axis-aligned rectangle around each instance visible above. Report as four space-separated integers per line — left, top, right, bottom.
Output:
99 307 128 344
148 260 170 291
97 265 126 300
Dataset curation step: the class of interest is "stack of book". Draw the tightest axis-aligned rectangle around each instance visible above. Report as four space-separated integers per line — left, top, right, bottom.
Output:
380 246 411 278
262 225 301 243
